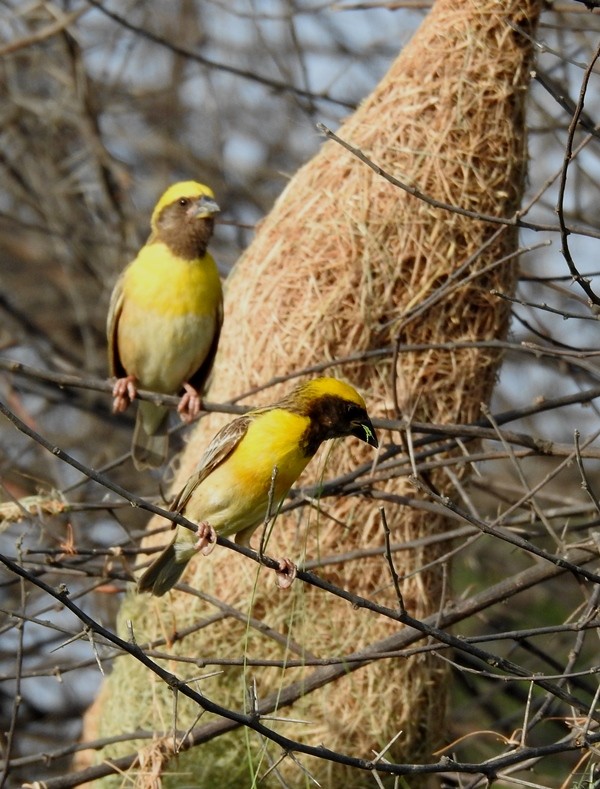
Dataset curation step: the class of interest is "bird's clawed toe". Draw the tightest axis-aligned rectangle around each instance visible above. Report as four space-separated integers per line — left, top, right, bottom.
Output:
178 383 201 424
275 557 297 589
112 375 138 413
194 521 217 555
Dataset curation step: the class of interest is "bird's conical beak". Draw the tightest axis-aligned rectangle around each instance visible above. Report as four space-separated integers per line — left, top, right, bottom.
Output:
194 195 220 218
351 417 378 448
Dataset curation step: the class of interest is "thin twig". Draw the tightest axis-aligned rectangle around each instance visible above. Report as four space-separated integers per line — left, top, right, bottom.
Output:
555 41 600 307
318 123 600 241
379 507 406 613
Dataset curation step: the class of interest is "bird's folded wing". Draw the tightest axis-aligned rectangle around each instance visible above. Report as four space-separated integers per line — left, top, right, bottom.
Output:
106 273 126 378
170 415 252 513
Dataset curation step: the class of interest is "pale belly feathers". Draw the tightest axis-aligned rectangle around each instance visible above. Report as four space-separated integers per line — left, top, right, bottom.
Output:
118 305 216 393
117 246 220 393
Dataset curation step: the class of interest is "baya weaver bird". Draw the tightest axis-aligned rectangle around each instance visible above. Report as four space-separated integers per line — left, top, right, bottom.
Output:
138 377 378 595
108 181 222 470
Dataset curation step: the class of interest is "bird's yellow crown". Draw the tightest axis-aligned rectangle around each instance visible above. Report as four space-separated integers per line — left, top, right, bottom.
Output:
296 377 367 409
151 181 216 229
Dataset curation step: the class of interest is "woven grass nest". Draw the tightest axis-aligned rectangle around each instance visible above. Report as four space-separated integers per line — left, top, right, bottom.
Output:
91 0 542 785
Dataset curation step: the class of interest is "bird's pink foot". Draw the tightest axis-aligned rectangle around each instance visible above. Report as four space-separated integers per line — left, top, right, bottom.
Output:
275 557 297 590
178 383 201 424
112 375 137 413
194 521 217 556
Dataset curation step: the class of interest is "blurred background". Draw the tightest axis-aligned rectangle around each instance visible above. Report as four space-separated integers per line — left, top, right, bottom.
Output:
1 1 600 786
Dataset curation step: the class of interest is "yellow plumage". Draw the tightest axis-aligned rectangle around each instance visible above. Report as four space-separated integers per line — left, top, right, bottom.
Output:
137 377 378 596
108 181 223 470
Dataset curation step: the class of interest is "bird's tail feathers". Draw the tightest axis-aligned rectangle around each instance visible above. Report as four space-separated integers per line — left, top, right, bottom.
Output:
137 539 189 596
132 402 169 470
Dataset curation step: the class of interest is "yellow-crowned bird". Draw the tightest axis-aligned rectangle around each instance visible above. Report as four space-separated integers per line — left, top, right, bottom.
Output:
108 181 222 470
138 377 378 595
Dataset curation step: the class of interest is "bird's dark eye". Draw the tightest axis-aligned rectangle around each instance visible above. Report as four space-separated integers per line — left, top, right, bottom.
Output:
346 403 362 418
179 198 189 207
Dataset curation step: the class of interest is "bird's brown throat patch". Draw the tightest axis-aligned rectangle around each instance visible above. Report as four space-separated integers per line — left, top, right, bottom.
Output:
154 205 215 260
